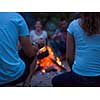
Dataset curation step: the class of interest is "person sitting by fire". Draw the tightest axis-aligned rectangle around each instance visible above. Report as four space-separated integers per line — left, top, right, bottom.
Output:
50 17 67 60
30 20 65 72
52 13 100 87
0 12 38 86
30 19 48 48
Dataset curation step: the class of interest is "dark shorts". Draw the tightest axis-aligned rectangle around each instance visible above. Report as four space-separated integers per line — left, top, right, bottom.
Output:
52 71 100 87
0 49 34 87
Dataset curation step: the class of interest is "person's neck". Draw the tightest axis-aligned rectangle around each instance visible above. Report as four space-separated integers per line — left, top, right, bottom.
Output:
36 30 42 34
61 28 66 32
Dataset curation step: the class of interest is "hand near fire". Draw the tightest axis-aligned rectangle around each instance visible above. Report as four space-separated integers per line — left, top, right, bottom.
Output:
66 66 71 72
66 60 71 72
37 38 46 49
51 32 62 40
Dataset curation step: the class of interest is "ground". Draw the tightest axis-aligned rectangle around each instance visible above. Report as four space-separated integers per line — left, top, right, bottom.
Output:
31 60 69 87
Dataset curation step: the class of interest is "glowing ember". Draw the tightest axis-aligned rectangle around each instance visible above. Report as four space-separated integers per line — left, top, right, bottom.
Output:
56 57 62 66
37 46 64 71
41 69 46 73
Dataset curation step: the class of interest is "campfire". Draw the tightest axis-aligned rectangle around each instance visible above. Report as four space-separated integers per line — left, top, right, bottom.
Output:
36 46 66 73
24 45 66 87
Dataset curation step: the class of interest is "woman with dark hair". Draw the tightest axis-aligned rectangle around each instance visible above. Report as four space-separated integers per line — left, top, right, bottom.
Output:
30 20 47 47
52 13 100 87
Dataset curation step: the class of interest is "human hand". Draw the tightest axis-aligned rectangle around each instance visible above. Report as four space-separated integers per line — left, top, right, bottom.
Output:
66 66 71 72
57 32 62 37
38 38 45 43
55 32 62 40
37 38 45 49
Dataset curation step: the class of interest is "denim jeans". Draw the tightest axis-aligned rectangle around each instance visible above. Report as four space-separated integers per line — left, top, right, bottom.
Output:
52 71 100 87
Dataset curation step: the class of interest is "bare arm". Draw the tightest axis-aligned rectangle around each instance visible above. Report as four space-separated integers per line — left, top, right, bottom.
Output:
66 32 75 68
19 36 38 57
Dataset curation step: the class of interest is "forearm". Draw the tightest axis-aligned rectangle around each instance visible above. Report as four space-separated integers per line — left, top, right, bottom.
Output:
19 36 38 58
66 32 75 68
66 57 74 68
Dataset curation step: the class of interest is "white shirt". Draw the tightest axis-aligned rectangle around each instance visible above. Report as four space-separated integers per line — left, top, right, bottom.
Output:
30 30 48 43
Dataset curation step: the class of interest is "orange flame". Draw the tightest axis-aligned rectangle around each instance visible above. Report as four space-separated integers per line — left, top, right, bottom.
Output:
37 46 63 71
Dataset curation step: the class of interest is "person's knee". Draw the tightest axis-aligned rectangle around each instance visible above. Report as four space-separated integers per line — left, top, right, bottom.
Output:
52 72 74 87
52 76 59 86
52 73 67 87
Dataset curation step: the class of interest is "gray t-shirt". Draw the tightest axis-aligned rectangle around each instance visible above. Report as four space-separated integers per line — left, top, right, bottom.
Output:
30 30 47 43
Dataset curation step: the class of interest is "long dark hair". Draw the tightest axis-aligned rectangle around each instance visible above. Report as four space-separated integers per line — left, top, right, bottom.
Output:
80 12 100 35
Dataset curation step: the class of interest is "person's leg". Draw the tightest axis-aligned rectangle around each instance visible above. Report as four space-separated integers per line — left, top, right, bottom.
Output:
52 71 81 87
79 76 100 87
55 41 66 60
52 71 100 87
50 40 61 57
60 42 66 52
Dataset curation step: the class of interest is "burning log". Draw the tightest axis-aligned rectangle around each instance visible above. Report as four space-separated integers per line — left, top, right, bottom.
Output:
23 45 67 86
37 46 66 72
46 67 57 72
50 58 66 71
37 49 49 59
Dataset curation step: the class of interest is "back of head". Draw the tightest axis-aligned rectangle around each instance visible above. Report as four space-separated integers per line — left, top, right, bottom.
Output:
80 12 100 36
